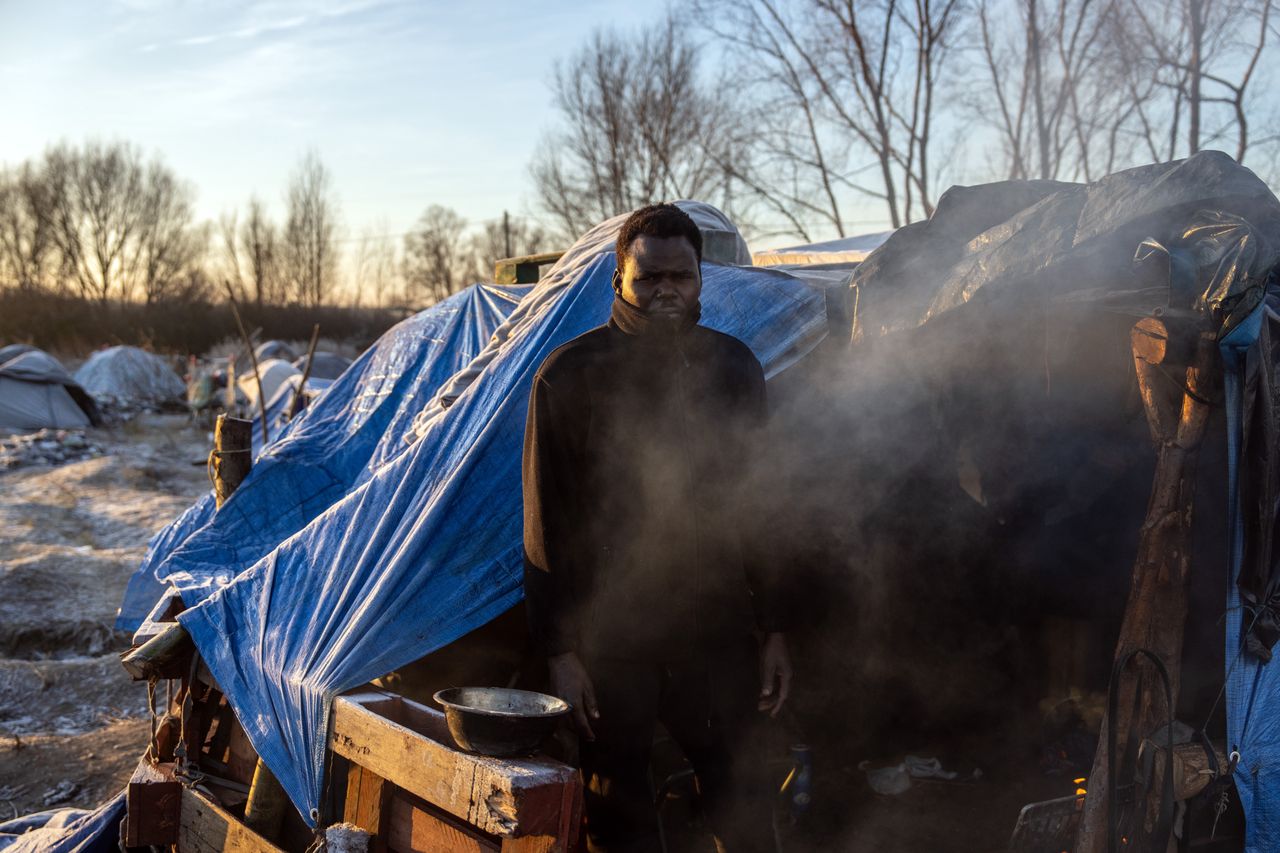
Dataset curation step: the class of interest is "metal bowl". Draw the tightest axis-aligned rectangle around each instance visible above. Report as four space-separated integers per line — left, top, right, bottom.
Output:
433 687 571 757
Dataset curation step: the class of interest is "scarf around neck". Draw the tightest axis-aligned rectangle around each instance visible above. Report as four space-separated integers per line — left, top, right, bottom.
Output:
609 294 701 340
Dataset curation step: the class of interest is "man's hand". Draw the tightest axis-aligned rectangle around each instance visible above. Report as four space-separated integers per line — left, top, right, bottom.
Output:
757 632 793 718
548 652 600 740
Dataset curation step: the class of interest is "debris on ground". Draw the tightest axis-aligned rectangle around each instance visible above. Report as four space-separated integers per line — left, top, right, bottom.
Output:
0 414 208 815
0 429 106 471
40 781 78 806
859 755 983 795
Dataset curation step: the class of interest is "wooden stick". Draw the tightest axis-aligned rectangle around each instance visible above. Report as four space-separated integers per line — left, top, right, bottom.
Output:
289 323 321 420
243 760 290 841
223 281 270 445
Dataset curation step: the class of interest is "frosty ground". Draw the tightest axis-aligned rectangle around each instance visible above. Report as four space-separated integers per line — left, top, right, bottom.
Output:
0 414 207 818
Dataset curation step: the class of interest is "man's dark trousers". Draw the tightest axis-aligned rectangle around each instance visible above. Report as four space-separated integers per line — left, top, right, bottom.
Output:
580 641 773 853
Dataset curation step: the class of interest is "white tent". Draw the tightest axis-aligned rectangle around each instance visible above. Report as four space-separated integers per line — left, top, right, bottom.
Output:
237 358 301 410
0 350 100 431
752 231 895 267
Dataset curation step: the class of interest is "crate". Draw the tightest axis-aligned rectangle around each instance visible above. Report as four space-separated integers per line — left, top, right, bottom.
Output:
1009 794 1083 853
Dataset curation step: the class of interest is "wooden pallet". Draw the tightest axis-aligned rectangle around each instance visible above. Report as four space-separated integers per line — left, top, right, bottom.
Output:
329 691 582 853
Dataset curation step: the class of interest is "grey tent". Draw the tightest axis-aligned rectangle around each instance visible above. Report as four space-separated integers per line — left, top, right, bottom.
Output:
291 352 351 381
75 346 185 405
255 340 297 363
0 344 37 366
0 350 102 431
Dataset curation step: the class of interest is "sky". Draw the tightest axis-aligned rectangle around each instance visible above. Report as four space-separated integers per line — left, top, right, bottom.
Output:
0 0 672 247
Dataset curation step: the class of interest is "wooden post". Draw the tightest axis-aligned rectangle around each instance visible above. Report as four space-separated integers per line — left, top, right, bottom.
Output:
1075 318 1217 852
211 414 253 508
244 761 290 840
121 622 194 681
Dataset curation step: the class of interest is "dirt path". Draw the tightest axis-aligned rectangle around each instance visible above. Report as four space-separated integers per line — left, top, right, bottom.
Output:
0 414 209 816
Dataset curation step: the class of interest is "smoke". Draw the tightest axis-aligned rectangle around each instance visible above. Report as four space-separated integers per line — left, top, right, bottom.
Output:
384 157 1278 845
730 154 1279 843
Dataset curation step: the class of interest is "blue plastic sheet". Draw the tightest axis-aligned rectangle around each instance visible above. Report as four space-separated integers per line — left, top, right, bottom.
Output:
0 792 124 853
116 283 528 630
178 254 828 823
1222 301 1280 853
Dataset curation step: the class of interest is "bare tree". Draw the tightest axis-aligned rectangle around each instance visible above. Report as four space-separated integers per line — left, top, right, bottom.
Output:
135 162 202 305
694 0 965 232
282 151 340 307
972 0 1143 181
0 163 54 292
531 15 740 240
241 197 281 307
403 205 471 306
967 0 1278 183
39 141 147 304
468 213 547 281
218 209 249 303
1109 0 1276 165
24 141 201 304
353 223 400 308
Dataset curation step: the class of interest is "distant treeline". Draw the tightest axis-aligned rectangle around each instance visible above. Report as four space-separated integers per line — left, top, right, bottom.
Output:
0 289 403 358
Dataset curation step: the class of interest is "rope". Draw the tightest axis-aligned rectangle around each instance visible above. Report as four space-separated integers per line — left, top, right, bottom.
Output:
1151 359 1222 407
206 447 253 491
1199 607 1263 737
146 678 159 761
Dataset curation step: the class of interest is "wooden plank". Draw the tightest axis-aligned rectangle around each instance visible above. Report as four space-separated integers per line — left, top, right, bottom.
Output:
500 836 559 852
125 759 181 847
345 762 391 852
493 252 564 285
329 693 578 838
132 587 185 646
386 791 499 853
225 711 259 783
178 786 285 853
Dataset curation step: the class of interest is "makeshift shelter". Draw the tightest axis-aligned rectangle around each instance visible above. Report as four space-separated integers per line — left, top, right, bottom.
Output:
74 345 185 406
122 202 827 825
117 283 531 630
103 163 1280 849
752 230 894 267
0 349 101 432
762 151 1280 850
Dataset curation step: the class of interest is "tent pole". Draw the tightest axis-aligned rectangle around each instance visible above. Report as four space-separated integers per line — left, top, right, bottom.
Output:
1075 318 1216 853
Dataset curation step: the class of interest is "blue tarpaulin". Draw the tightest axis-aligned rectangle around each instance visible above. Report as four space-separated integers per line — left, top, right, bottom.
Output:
0 792 124 853
116 283 528 630
1223 301 1280 853
177 247 828 823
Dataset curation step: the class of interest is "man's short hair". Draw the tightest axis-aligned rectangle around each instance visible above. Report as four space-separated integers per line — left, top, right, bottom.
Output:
616 203 703 265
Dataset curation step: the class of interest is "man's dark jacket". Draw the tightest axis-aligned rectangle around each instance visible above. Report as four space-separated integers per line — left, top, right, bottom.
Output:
522 296 786 661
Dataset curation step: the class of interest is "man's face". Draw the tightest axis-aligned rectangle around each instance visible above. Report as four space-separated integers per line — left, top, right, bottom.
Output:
618 234 702 320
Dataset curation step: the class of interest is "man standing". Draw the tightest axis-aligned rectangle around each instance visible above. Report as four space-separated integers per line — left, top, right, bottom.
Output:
522 203 792 852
